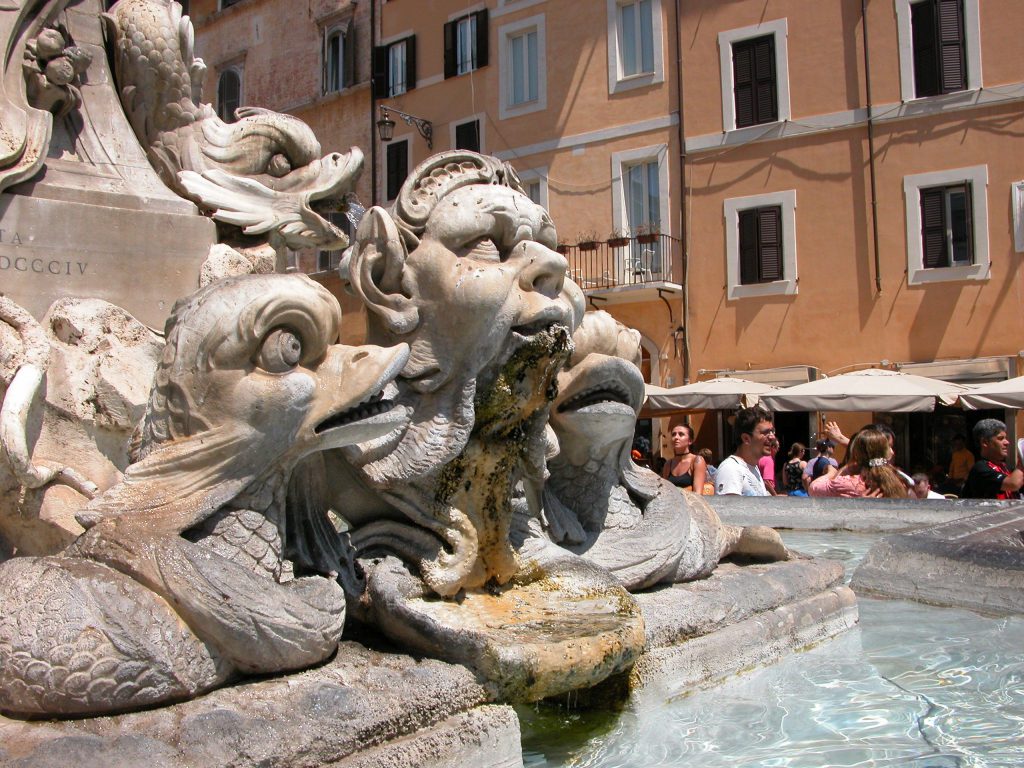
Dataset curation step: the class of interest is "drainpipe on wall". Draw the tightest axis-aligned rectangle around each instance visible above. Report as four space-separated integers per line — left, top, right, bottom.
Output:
369 0 378 206
674 0 691 383
862 0 882 294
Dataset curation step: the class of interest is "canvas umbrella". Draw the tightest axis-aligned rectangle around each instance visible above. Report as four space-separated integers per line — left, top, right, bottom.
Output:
959 375 1024 410
759 368 968 413
642 377 779 416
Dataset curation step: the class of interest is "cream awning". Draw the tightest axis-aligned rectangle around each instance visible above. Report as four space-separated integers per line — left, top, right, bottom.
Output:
643 378 779 415
759 368 969 413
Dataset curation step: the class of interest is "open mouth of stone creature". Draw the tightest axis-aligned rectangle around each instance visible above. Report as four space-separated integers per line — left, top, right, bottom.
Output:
315 387 406 438
510 306 570 346
558 381 635 413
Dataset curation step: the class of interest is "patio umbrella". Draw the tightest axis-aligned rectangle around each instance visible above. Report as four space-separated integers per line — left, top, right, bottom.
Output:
642 377 779 416
759 368 968 413
959 375 1024 410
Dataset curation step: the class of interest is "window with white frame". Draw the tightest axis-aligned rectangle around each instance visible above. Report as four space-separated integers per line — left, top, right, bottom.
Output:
217 67 242 122
323 21 354 94
445 11 488 77
896 0 981 102
618 0 654 77
517 167 549 209
509 29 538 104
374 36 416 98
316 213 352 273
904 165 989 285
724 190 798 299
1013 181 1024 253
499 14 546 119
606 0 663 94
611 146 670 280
718 19 790 132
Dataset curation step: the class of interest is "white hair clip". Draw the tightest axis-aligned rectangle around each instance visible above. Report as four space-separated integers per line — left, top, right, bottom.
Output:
868 458 887 467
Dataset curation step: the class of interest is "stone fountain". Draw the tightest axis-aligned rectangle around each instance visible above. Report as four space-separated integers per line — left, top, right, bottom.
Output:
0 2 858 765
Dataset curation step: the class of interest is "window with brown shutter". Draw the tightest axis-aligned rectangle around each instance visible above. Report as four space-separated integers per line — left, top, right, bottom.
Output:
374 36 417 98
738 206 783 284
911 0 966 97
920 184 973 268
445 10 488 79
386 141 408 202
732 35 777 129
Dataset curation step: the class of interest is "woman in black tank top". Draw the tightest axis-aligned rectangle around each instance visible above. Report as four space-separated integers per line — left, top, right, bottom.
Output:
661 423 707 493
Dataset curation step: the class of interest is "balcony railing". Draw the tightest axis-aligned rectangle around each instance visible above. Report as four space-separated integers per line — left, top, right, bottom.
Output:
557 234 681 291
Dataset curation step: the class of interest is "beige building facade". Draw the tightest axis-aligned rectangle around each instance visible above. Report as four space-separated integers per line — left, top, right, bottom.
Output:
191 0 1024 470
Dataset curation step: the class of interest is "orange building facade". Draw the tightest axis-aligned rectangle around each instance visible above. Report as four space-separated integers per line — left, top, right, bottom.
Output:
191 0 1024 469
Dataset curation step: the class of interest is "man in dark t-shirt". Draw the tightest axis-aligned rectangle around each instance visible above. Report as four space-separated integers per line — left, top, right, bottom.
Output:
961 419 1024 500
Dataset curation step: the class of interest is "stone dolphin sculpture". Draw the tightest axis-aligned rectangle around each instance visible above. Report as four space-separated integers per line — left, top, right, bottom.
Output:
543 311 790 590
0 274 409 716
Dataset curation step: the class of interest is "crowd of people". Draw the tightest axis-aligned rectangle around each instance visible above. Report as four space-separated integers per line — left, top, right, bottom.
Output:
649 407 1023 500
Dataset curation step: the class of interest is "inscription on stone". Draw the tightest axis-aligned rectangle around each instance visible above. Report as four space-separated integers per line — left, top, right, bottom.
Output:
0 256 88 276
0 227 90 277
0 229 23 245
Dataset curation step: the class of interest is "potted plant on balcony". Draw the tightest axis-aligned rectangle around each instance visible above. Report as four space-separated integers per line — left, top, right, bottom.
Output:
577 229 600 251
635 222 660 245
607 228 630 248
556 242 570 255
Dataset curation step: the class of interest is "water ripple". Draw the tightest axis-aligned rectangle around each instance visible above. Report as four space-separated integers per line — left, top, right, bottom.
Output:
520 531 1024 768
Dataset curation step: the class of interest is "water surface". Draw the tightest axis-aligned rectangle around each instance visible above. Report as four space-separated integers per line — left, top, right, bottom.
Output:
520 531 1024 767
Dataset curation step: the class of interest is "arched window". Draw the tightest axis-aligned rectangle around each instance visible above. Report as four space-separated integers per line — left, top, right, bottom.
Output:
639 343 652 383
217 69 241 122
325 29 344 92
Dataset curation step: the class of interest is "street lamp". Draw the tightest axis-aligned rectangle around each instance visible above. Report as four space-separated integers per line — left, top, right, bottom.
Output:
376 106 433 149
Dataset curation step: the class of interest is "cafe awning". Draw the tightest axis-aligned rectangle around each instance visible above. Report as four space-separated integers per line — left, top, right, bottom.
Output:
759 368 969 413
642 377 779 416
959 375 1024 410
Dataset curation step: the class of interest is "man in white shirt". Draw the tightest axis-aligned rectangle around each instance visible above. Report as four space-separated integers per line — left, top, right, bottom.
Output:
716 406 775 496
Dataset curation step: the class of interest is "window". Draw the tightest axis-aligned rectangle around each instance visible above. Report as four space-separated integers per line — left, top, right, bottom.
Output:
454 119 481 152
499 15 547 119
617 0 654 77
323 22 354 94
624 160 662 272
904 165 988 285
920 185 973 267
724 190 798 299
911 0 966 97
525 180 542 205
731 36 777 129
217 68 241 123
517 167 549 209
508 29 538 105
385 139 409 201
219 0 242 8
1013 181 1024 254
896 0 980 102
317 212 352 272
738 206 783 284
606 0 663 94
374 36 416 98
718 20 790 132
611 146 670 282
445 10 488 78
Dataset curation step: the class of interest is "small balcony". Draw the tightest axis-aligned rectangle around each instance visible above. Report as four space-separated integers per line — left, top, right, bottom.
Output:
557 234 682 295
